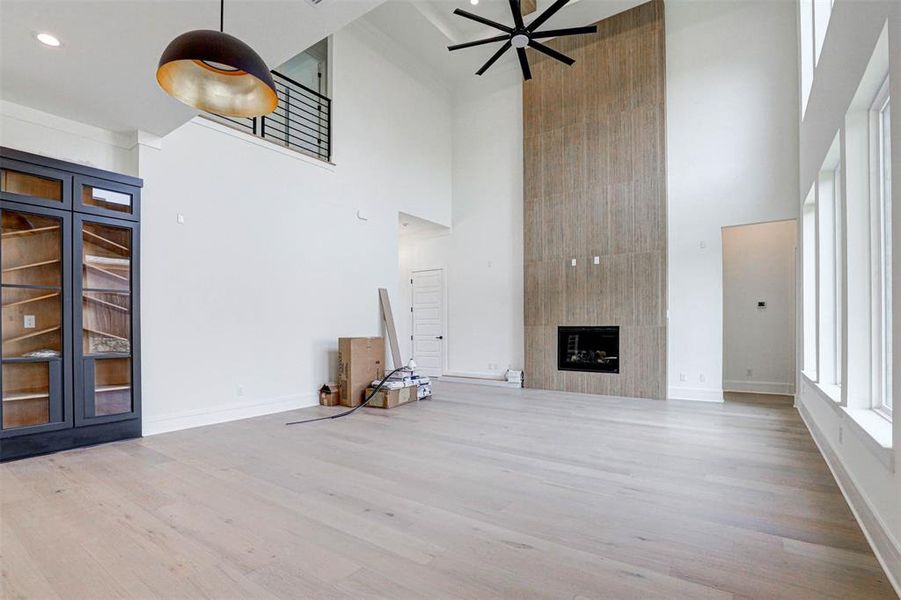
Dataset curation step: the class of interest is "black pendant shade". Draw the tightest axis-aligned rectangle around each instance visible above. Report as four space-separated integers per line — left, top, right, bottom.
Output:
157 29 278 117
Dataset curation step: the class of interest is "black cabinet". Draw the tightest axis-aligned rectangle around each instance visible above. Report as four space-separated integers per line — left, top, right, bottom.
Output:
0 148 142 460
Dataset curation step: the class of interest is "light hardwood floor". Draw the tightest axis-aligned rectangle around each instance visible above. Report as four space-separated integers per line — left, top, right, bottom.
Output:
1 382 896 599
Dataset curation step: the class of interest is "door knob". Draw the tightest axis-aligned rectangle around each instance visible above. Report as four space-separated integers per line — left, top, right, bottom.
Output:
436 335 444 340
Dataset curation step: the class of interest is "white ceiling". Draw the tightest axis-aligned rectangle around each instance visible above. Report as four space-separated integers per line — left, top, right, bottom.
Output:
0 0 383 136
359 0 647 95
0 0 647 137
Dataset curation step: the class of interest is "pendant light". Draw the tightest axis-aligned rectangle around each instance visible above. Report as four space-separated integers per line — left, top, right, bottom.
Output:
156 0 277 117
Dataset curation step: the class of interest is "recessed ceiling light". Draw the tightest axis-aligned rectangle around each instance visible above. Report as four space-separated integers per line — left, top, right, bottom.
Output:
35 32 61 47
470 0 479 5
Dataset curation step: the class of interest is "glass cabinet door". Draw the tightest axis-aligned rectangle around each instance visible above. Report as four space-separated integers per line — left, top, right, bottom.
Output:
0 203 71 436
74 175 139 221
0 158 72 210
75 214 138 424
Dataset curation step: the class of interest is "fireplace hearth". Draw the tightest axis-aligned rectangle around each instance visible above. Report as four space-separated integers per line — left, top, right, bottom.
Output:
557 326 619 373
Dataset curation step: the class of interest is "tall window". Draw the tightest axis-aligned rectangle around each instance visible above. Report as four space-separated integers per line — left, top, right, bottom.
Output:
872 78 892 417
833 164 843 385
802 188 818 377
816 166 841 386
799 0 835 117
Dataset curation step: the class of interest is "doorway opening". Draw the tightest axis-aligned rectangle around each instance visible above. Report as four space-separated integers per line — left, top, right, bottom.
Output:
722 219 797 405
398 212 449 378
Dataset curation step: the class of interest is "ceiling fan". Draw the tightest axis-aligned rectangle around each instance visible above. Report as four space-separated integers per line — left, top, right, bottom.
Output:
448 0 598 80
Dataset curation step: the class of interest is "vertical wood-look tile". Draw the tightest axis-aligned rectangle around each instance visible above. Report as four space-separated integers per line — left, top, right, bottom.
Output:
523 0 666 399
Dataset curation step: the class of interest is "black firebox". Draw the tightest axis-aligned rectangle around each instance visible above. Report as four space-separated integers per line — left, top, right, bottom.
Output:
557 326 619 373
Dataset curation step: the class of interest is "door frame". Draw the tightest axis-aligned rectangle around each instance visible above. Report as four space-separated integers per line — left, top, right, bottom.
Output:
0 201 73 438
410 267 447 377
73 212 141 426
720 218 798 397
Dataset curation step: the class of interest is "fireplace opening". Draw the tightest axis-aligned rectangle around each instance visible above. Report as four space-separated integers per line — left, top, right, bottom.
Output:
557 326 619 373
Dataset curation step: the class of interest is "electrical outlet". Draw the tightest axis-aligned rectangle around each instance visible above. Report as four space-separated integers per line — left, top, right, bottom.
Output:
593 256 600 265
679 372 687 382
176 213 185 224
699 373 706 383
571 258 577 267
23 315 35 329
746 368 753 377
237 385 245 397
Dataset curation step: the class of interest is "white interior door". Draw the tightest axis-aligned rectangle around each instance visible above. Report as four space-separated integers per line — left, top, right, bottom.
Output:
411 269 444 377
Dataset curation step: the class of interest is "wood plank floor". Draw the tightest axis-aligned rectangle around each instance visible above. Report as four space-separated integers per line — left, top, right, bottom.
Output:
1 382 896 599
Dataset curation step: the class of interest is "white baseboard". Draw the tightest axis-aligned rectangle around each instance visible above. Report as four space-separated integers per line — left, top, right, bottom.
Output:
143 392 318 436
797 402 901 596
667 386 724 403
439 373 522 389
723 380 795 395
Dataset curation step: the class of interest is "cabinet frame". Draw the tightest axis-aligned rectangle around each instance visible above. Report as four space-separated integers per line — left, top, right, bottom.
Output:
74 174 140 222
0 158 73 210
73 213 141 426
0 147 142 460
0 201 74 438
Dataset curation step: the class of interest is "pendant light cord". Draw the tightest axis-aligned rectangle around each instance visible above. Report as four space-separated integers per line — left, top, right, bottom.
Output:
219 0 224 32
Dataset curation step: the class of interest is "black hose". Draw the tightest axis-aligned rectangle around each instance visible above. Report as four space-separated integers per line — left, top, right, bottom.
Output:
285 365 410 425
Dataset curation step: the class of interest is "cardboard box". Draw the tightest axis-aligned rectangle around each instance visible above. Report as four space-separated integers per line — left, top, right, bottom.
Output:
319 383 340 407
337 337 385 407
365 384 418 409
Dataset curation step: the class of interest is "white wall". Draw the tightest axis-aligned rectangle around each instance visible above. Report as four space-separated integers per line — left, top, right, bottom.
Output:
795 0 901 591
722 220 797 395
666 0 800 402
0 23 453 434
398 84 524 379
0 100 139 175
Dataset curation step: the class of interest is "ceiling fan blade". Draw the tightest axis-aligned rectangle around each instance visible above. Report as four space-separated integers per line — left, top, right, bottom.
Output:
476 40 512 76
448 35 509 51
516 47 532 80
527 0 570 33
531 25 598 39
527 40 575 65
509 0 525 30
453 8 513 34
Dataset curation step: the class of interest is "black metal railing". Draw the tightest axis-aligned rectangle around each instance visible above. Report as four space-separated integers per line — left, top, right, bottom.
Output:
207 70 331 162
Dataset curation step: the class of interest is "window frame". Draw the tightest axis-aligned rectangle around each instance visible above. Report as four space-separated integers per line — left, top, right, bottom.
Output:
833 163 843 386
870 76 892 420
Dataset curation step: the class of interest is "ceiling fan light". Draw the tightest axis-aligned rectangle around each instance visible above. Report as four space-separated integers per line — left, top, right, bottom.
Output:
156 29 277 117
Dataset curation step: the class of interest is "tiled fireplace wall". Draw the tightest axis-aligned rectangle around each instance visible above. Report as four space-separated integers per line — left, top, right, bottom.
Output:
523 0 667 398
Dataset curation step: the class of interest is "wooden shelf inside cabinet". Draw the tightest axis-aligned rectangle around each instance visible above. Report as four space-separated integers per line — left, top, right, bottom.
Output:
83 229 129 253
2 356 61 363
84 262 128 282
3 391 50 403
2 291 60 308
83 294 128 312
95 385 130 394
4 325 61 344
82 326 128 342
1 225 60 239
84 352 129 359
2 259 61 274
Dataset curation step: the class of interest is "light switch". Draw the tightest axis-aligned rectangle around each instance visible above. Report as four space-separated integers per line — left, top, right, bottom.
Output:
24 315 35 329
176 213 185 224
571 258 577 267
593 256 600 265
699 241 707 249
